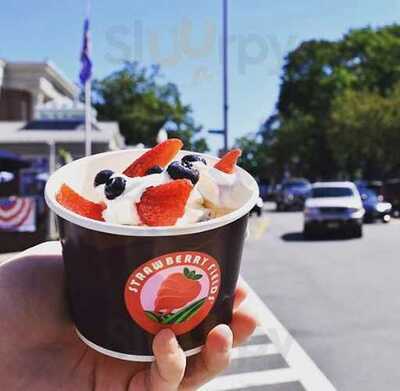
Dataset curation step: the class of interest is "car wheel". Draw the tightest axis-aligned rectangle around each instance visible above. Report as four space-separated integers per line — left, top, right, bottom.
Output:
276 203 283 212
303 224 315 239
352 225 363 238
382 214 391 223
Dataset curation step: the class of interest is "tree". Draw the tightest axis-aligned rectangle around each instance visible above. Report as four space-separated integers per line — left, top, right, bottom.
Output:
263 24 400 180
329 85 400 179
234 135 270 182
93 62 209 152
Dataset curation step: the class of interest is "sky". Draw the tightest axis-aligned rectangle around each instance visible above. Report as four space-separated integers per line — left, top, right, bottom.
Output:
1 0 399 150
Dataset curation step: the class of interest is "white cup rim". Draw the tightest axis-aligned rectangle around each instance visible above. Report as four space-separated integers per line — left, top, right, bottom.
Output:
45 149 259 237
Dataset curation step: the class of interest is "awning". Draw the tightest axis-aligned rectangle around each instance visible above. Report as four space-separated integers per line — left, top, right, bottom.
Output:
0 150 31 171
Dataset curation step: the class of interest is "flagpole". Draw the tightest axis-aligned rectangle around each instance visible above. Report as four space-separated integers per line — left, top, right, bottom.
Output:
84 0 92 156
85 79 92 156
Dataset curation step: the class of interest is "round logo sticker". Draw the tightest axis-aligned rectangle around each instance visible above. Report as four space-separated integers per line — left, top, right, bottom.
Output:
124 251 221 335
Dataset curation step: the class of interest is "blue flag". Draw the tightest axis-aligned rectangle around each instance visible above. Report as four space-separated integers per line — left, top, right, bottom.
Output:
79 18 92 85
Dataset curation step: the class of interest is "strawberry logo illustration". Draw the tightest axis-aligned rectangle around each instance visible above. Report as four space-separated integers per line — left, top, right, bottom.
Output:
124 252 221 335
155 268 202 313
143 268 206 326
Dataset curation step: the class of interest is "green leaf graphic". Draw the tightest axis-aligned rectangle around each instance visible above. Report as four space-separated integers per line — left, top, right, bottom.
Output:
144 311 161 322
162 297 207 325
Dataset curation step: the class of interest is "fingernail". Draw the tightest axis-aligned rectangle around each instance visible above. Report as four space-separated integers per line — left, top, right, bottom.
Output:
218 324 233 352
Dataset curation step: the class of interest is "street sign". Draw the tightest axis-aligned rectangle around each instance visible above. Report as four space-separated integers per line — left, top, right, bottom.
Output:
208 129 225 135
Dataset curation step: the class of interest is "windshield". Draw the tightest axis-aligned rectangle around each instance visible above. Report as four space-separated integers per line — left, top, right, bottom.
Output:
359 188 378 202
283 181 309 189
312 187 354 198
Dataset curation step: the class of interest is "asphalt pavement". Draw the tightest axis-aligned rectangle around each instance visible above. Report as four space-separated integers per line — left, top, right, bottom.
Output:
1 208 399 390
242 204 400 391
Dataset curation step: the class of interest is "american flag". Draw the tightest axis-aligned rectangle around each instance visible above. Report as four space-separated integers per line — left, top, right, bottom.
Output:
79 18 92 85
0 197 36 232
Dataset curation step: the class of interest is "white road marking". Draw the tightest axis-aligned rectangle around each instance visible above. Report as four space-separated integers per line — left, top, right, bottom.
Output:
200 368 299 391
248 217 270 240
251 327 267 337
231 343 279 360
239 277 337 391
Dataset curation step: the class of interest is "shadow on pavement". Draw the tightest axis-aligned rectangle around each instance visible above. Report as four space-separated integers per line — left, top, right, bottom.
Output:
281 232 358 242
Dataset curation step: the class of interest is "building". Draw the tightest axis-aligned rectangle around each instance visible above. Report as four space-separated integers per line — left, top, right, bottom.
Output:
0 59 124 167
0 59 124 251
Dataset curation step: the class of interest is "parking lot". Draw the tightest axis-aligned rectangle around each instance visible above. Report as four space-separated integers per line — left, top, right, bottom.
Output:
242 205 400 391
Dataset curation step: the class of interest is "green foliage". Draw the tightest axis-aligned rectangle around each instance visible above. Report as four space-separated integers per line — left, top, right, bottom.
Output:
93 62 209 152
329 85 400 179
263 24 400 180
234 136 270 181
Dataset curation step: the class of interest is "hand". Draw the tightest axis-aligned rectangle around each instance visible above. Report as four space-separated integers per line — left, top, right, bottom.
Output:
0 253 257 390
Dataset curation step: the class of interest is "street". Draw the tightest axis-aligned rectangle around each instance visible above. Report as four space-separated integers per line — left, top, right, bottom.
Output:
242 205 400 391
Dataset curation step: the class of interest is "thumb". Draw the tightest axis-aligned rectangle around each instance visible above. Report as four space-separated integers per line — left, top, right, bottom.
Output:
130 329 186 391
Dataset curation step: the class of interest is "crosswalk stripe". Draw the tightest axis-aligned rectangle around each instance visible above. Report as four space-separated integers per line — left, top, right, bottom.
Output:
231 343 279 359
199 368 299 391
239 277 337 391
251 327 266 337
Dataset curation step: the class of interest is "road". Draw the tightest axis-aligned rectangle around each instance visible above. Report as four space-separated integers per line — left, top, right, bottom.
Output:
242 205 400 391
1 208 399 390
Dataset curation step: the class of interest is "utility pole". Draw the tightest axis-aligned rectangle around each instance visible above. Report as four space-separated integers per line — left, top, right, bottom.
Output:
208 0 230 154
222 0 229 152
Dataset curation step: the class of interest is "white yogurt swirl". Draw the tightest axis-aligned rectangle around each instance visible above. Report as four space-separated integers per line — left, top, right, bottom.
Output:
96 156 250 226
99 173 170 225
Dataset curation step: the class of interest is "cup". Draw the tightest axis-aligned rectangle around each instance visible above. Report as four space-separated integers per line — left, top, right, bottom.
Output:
45 149 259 362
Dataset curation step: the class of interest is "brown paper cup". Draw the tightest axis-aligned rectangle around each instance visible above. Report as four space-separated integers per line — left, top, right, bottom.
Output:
45 149 259 361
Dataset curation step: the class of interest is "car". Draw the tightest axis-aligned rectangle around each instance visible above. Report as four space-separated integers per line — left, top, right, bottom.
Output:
304 182 364 238
358 187 392 223
250 197 264 217
276 178 311 211
383 179 400 216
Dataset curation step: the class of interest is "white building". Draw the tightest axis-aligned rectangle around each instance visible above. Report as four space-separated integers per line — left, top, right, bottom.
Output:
0 59 124 165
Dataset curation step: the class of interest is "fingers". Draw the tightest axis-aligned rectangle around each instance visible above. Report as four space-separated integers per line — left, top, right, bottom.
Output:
181 324 233 390
202 324 233 375
149 329 186 391
233 285 248 310
230 308 257 347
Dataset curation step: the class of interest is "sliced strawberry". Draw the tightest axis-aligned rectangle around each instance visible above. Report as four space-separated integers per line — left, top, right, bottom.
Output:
123 139 183 177
56 183 105 221
214 149 242 174
137 180 192 226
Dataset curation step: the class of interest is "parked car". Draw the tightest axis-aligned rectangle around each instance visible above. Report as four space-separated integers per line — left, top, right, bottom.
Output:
276 179 311 211
383 179 400 216
250 197 264 217
355 180 384 197
358 187 392 223
304 182 364 238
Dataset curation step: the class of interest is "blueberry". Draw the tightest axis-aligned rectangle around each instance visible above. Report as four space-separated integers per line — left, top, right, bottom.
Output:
181 154 207 168
146 165 163 175
105 176 126 200
167 161 199 185
94 169 114 187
